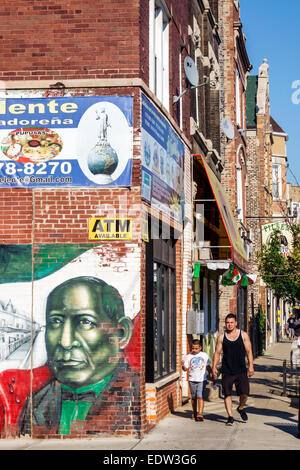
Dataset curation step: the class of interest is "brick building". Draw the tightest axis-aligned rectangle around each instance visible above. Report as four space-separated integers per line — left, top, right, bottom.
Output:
180 0 252 397
217 0 251 330
270 117 290 339
0 0 192 438
185 0 223 394
0 0 284 440
246 58 285 348
260 116 291 342
287 183 300 225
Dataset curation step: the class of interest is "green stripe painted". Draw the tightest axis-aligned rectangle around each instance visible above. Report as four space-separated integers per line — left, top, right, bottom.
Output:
0 244 99 283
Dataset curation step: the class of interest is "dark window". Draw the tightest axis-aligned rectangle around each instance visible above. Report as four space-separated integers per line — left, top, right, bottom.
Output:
146 218 177 382
237 286 247 331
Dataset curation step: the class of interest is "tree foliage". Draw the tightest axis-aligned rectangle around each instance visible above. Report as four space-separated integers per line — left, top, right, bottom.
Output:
256 223 300 304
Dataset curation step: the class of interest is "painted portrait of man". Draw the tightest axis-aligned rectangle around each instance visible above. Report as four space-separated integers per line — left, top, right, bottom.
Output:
19 276 138 436
0 244 141 437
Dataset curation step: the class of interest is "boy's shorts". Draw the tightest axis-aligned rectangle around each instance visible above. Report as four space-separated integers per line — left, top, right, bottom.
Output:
189 380 207 399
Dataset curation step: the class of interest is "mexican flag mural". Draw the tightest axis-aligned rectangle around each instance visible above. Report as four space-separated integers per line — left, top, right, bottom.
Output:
0 243 140 371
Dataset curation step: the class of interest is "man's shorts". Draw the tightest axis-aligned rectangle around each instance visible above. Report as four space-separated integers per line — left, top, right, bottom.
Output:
189 380 207 399
221 373 249 397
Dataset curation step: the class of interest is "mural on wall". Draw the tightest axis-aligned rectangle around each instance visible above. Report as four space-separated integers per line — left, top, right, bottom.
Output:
0 95 133 187
141 93 185 222
0 244 140 437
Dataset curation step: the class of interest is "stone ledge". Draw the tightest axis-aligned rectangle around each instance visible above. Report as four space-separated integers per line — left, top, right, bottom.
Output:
146 372 180 390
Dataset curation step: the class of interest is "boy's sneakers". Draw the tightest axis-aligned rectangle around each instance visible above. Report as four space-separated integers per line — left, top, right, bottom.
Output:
237 407 248 422
226 416 234 426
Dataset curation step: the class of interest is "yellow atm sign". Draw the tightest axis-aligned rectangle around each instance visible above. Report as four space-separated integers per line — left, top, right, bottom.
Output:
89 218 133 240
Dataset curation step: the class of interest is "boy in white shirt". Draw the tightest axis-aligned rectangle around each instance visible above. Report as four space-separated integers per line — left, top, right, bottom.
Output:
182 339 213 421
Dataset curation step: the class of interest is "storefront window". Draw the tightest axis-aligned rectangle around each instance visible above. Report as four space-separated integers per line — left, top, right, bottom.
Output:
146 219 177 382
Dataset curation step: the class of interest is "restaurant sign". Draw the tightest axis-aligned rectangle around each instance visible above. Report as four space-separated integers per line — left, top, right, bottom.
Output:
0 96 133 187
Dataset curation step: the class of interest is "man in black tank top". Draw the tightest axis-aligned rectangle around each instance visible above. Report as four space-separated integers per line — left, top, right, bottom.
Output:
212 313 254 426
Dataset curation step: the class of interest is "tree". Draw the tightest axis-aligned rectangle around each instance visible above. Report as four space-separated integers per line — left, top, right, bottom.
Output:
256 223 300 304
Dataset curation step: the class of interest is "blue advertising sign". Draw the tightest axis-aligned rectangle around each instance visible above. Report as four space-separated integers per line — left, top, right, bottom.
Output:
141 94 184 222
0 96 133 187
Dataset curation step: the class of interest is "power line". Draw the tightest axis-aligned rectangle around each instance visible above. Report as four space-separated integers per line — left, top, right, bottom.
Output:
287 164 300 186
262 274 299 277
246 216 293 219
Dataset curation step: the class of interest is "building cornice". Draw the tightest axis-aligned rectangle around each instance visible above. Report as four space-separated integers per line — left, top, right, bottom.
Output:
234 21 252 74
272 131 288 140
0 77 192 150
203 1 221 45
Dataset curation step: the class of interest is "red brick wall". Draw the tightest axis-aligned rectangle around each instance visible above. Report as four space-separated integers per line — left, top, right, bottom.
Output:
0 0 143 81
0 0 190 141
0 87 144 438
219 0 237 212
0 85 187 438
0 0 190 438
0 86 143 245
0 188 33 244
154 379 178 425
218 0 250 329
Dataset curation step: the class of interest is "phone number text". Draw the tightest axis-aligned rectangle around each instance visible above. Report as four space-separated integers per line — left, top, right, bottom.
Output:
0 161 72 175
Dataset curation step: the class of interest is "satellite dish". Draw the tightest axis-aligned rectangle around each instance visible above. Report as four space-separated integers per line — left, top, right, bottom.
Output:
221 118 235 140
184 56 199 87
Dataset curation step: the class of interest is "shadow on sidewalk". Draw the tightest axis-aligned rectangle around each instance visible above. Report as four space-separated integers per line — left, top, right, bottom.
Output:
247 405 297 423
250 362 285 395
170 409 227 423
253 363 283 373
264 422 299 438
250 379 283 395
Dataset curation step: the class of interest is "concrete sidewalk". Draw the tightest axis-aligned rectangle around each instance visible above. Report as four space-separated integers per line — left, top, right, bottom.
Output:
1 340 300 450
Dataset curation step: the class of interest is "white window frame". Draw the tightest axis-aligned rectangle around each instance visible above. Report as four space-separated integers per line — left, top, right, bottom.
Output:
237 166 244 221
149 0 170 111
292 202 299 219
272 164 282 199
203 277 208 337
210 279 217 333
235 68 241 127
179 44 183 130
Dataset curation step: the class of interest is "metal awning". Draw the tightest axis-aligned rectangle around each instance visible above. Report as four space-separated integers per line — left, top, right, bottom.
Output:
193 154 248 271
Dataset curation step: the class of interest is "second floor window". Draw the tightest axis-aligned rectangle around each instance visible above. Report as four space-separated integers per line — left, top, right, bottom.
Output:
149 0 170 111
272 164 282 199
235 68 241 127
237 165 244 221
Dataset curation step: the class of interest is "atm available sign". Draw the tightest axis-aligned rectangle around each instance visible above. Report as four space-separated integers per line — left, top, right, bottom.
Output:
89 218 132 240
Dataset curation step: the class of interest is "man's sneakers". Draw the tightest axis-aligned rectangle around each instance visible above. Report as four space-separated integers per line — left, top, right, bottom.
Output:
237 406 248 422
226 416 234 426
226 408 248 426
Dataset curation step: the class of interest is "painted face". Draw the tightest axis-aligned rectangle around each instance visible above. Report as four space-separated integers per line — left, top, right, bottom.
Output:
45 280 121 388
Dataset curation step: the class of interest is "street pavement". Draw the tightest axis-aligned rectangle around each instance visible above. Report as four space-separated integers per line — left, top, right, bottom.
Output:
0 339 300 451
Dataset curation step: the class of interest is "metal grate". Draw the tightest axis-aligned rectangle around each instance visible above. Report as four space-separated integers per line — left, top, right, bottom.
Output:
282 360 300 397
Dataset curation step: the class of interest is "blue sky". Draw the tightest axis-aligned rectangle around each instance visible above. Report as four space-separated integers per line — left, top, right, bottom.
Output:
239 0 300 184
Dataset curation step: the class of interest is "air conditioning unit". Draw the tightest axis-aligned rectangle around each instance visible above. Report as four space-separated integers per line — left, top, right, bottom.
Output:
187 310 204 334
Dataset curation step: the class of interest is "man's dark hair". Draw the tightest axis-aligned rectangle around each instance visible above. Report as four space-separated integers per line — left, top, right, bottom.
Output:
225 313 237 321
46 276 125 322
192 339 201 346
